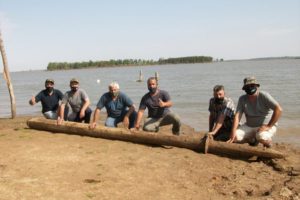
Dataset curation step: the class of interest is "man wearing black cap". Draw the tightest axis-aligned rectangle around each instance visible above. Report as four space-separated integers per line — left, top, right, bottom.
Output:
57 78 92 124
227 76 282 148
29 79 64 119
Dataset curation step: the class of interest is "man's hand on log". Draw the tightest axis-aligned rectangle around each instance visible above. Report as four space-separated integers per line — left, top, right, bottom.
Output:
227 136 235 143
79 110 85 119
207 132 214 137
123 116 129 129
89 122 97 129
134 125 140 131
57 117 63 125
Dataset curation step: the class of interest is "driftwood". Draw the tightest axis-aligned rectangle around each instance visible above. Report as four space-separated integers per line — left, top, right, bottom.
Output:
27 117 285 159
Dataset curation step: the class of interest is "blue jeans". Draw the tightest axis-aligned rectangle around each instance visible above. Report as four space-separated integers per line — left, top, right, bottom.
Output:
65 107 92 124
105 111 137 129
43 111 58 119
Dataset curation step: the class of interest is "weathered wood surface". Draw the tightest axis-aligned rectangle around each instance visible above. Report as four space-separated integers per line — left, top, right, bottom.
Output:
27 117 285 159
204 136 285 159
0 31 16 118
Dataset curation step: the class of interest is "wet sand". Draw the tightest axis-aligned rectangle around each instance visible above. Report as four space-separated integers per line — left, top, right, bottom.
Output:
0 116 299 200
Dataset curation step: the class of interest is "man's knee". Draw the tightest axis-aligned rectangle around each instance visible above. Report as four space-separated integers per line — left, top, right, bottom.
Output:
256 128 276 141
167 112 180 121
105 118 117 127
43 111 57 120
234 127 249 142
161 113 181 126
85 108 92 117
130 111 137 121
128 111 137 129
143 123 158 132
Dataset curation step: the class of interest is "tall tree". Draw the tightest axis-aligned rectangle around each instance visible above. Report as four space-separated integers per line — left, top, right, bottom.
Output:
0 30 16 118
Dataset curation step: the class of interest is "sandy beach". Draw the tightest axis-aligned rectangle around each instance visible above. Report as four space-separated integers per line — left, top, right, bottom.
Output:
0 116 299 200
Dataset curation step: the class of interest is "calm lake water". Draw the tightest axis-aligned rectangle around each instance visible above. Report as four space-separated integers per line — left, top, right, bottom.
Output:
0 59 299 144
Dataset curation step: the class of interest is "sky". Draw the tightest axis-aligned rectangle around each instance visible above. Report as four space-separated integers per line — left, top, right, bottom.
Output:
0 0 299 71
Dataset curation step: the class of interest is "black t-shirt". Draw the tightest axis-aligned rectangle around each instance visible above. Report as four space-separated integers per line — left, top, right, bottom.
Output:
35 89 64 113
139 89 170 118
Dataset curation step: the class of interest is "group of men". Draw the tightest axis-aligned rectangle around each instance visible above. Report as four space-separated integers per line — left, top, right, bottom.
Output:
208 77 282 148
30 76 282 148
30 77 181 135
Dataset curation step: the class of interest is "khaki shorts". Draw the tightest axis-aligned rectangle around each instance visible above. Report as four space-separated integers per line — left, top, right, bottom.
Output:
235 124 277 142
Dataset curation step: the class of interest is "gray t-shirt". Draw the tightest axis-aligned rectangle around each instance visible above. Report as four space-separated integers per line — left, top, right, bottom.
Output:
236 90 279 127
62 89 89 113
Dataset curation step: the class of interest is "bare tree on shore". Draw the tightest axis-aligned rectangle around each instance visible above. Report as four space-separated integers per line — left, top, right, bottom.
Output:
0 30 16 118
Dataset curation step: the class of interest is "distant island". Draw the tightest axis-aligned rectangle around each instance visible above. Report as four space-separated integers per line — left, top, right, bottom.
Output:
247 56 300 60
226 56 300 62
47 56 213 71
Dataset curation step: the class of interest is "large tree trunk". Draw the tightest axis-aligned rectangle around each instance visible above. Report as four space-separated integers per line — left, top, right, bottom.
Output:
27 117 285 159
0 30 16 118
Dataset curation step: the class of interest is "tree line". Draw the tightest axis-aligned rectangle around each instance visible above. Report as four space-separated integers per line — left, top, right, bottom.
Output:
47 56 213 70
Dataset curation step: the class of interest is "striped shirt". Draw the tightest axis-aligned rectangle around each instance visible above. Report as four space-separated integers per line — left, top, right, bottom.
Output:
208 97 235 131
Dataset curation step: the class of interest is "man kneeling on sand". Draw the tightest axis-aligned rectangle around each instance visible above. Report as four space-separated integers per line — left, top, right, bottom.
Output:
227 77 282 148
134 77 181 135
207 85 235 141
90 81 137 129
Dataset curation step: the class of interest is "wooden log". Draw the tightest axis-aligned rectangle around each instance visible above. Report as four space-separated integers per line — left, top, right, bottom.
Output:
27 117 285 159
0 30 16 118
204 135 285 159
27 117 203 150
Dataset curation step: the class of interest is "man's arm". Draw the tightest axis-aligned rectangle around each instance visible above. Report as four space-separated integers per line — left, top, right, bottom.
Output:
134 109 145 130
29 96 36 105
209 113 214 132
227 112 240 143
208 114 225 136
258 104 282 132
90 108 101 129
126 105 135 117
158 99 172 107
57 103 65 125
158 90 172 108
29 92 42 106
79 98 90 119
123 105 135 128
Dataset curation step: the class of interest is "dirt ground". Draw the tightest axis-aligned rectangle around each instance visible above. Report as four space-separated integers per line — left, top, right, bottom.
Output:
0 116 299 200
